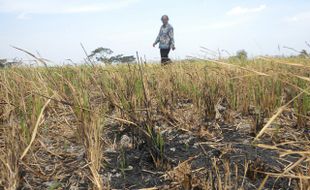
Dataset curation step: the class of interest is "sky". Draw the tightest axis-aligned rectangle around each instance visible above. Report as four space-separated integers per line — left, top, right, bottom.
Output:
0 0 310 63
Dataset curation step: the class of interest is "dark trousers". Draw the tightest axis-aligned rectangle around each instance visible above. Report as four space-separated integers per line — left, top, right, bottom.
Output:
160 48 171 64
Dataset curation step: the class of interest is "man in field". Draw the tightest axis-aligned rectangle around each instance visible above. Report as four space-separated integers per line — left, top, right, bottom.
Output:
153 15 175 64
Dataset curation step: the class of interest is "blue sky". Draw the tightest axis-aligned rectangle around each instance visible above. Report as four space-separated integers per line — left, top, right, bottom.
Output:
0 0 310 62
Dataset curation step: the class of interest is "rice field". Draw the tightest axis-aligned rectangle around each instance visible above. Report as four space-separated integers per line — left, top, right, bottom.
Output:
0 57 309 189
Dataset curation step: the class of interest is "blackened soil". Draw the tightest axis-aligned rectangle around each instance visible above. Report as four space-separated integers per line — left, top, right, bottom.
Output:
101 120 301 190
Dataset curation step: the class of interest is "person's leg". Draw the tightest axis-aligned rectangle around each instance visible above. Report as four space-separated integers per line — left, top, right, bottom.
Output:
160 48 171 64
160 49 165 63
166 48 171 62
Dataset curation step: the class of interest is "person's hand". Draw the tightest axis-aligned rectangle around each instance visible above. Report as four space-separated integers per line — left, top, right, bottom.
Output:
172 46 176 51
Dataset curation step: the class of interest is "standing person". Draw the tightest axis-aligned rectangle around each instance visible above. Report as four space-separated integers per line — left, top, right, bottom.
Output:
153 15 175 64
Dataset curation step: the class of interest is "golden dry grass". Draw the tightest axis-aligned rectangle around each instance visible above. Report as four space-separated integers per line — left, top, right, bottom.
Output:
0 57 309 189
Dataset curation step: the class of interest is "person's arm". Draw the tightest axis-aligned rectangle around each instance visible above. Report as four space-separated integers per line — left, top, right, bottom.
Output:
169 26 175 50
153 27 161 46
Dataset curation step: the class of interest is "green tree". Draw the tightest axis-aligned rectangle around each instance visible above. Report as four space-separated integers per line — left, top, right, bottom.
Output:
88 47 135 64
0 59 7 68
299 49 309 58
88 47 114 62
109 55 136 63
236 49 248 60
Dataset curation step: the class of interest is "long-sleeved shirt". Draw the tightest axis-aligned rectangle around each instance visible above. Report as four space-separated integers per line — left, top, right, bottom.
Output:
154 23 175 49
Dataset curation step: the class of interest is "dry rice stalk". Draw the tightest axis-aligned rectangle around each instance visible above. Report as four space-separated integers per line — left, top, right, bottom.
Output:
0 124 21 190
166 161 192 189
257 175 269 190
257 172 310 179
259 56 310 69
254 90 306 141
292 74 310 82
75 109 104 190
205 59 269 76
20 98 52 160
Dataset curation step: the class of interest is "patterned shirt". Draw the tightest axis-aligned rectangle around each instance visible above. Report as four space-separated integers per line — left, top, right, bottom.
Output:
154 23 175 49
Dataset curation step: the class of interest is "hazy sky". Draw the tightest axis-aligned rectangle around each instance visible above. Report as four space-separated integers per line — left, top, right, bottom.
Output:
1 0 310 62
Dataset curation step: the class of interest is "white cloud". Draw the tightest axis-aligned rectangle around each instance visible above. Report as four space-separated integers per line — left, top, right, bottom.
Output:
180 17 250 33
0 0 139 18
227 4 266 16
286 11 310 22
208 19 245 29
